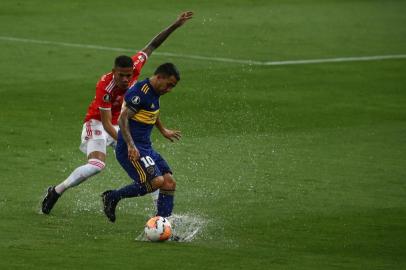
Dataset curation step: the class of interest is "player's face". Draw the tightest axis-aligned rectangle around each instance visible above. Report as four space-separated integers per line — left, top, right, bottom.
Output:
156 75 178 95
113 67 133 90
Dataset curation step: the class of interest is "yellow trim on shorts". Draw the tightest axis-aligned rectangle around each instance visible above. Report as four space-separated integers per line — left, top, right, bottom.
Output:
145 182 152 192
131 160 146 183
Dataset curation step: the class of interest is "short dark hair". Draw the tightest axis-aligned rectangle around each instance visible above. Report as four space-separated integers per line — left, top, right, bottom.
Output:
114 55 133 68
154 63 180 81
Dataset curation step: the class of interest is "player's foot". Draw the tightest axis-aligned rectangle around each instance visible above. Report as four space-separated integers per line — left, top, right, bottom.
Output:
102 190 118 223
170 235 181 242
41 186 60 214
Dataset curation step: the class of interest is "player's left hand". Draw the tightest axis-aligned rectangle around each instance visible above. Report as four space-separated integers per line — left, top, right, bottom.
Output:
128 144 140 162
161 128 182 142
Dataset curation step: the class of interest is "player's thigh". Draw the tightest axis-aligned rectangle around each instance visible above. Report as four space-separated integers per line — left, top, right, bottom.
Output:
146 150 175 190
116 147 163 192
80 120 108 157
148 150 172 176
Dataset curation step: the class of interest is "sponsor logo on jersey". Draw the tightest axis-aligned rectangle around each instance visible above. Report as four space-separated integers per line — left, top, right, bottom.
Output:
103 94 111 102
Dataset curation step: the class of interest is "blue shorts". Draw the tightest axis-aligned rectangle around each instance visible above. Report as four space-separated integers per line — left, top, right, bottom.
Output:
115 143 172 192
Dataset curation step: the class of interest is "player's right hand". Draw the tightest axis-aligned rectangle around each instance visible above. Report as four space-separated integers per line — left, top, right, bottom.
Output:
175 11 194 26
128 144 140 162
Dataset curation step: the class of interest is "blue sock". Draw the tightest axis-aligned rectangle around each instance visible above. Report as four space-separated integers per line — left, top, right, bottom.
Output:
110 183 148 201
157 190 175 217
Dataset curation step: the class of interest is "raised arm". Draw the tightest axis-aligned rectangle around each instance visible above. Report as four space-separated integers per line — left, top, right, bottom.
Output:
141 11 193 57
118 104 139 162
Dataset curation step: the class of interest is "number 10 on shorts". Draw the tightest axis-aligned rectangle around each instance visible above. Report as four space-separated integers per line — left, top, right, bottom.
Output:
140 156 155 167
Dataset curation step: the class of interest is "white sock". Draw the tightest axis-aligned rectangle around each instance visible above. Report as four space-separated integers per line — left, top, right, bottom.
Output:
55 159 105 194
150 189 159 209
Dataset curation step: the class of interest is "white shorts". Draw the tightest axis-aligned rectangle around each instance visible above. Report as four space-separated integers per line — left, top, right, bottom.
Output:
79 119 119 156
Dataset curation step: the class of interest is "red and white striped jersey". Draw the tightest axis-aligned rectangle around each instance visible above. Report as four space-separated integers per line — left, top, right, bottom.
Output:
84 51 148 125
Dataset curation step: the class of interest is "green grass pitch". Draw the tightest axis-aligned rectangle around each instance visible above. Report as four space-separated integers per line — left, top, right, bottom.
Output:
0 0 405 269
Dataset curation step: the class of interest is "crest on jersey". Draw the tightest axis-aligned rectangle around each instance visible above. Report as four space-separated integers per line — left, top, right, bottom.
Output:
151 103 155 109
146 166 155 175
103 94 111 102
131 96 141 105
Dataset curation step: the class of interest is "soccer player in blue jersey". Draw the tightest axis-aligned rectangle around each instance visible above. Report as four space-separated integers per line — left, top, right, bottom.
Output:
102 63 181 222
41 11 193 215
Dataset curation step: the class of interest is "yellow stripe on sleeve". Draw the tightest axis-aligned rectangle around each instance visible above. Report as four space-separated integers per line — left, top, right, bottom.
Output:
141 84 149 94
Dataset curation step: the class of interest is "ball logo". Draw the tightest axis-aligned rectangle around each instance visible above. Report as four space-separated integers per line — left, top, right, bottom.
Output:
131 96 141 105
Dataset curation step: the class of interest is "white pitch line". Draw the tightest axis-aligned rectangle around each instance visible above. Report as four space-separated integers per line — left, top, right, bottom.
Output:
263 55 406 65
1 35 406 66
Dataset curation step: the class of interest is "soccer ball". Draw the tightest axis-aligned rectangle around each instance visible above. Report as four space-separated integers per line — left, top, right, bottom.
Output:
144 216 172 242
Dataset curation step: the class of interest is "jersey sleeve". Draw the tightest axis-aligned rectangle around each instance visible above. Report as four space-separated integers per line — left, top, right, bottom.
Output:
125 87 144 112
131 51 148 79
95 77 112 110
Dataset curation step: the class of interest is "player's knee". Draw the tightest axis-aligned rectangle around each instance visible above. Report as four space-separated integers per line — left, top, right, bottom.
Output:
162 176 176 190
87 159 105 174
151 176 164 190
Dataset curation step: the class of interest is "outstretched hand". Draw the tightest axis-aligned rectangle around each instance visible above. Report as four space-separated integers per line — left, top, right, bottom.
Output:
161 128 182 142
175 11 194 26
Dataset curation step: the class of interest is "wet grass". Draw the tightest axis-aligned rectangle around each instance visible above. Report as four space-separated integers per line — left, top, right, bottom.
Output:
0 0 406 269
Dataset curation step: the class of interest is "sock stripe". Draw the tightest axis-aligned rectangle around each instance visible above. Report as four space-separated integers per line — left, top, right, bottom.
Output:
88 159 105 169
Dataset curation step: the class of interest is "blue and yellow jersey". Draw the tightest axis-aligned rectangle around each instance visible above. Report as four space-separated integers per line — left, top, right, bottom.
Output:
123 78 160 145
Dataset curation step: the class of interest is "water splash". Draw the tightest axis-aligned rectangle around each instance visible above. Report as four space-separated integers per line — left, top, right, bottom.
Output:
135 213 207 243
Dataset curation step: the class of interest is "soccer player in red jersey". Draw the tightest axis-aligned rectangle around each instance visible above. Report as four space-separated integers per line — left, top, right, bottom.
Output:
42 11 193 214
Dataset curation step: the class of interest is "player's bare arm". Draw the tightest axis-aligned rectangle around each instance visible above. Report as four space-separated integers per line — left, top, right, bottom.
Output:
155 116 182 142
141 11 194 57
100 109 118 141
118 106 139 161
